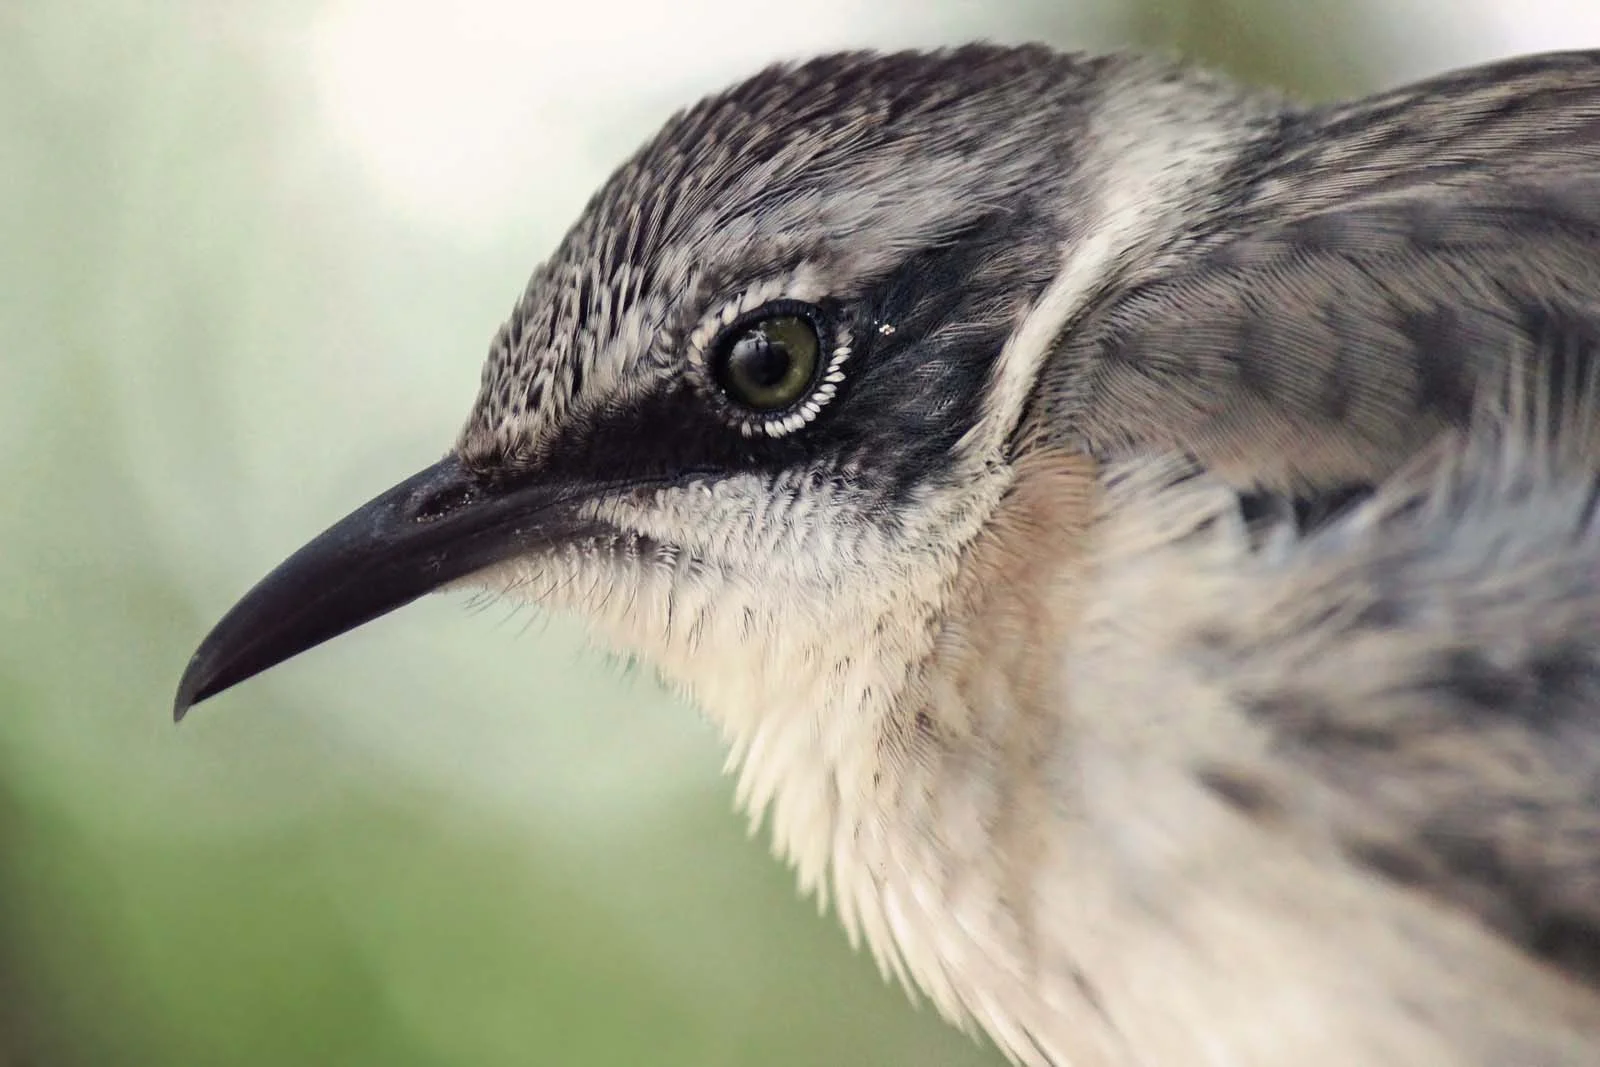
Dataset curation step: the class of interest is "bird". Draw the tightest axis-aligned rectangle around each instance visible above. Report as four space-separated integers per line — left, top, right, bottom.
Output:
174 44 1600 1066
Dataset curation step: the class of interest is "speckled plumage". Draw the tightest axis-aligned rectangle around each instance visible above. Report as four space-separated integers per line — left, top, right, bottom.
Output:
181 44 1600 1066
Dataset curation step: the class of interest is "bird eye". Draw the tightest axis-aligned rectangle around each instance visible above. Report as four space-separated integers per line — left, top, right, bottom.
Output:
713 312 821 412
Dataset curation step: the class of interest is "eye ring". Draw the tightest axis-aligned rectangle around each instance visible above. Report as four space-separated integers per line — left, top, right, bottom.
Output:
694 297 853 439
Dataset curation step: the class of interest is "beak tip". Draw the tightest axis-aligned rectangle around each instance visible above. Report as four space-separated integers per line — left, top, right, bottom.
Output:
173 639 234 722
172 658 209 722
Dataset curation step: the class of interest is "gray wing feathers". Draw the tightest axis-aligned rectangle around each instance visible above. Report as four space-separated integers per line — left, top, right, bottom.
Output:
1049 51 1600 490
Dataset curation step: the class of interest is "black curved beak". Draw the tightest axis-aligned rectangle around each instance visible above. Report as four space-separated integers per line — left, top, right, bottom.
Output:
173 455 599 720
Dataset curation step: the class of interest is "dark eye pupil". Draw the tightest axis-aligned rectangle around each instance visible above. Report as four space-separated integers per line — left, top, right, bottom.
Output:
715 313 821 412
731 334 792 389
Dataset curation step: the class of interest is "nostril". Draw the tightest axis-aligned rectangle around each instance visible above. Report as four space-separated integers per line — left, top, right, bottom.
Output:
411 481 480 523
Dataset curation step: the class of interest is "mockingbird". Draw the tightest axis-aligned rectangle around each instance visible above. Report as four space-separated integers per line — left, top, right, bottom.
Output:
175 46 1600 1065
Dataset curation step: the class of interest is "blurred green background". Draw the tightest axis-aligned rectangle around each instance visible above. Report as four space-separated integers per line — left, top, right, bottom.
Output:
1 2 1587 1064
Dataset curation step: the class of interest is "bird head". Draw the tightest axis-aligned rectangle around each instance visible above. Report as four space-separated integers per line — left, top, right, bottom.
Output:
174 46 1254 742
